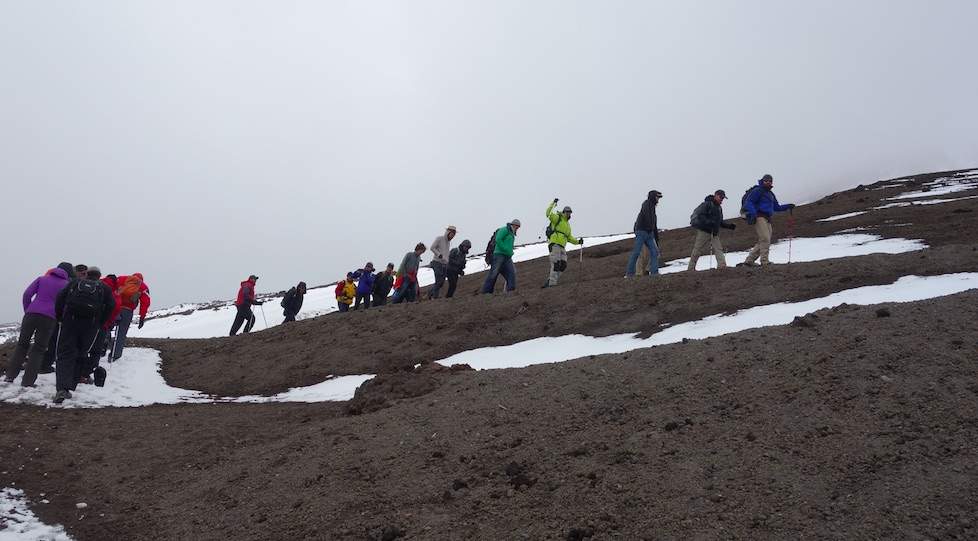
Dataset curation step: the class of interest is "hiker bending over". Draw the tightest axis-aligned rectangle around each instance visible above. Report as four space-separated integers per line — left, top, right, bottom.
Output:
481 219 520 294
625 190 662 277
112 273 150 359
52 268 115 403
688 190 736 271
230 275 263 335
281 281 306 322
741 174 795 266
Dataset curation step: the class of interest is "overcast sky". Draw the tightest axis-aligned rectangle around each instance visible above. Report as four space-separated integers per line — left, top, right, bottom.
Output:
2 1 976 322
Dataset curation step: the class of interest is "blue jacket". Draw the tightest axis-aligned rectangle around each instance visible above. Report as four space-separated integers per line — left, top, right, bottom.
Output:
744 180 791 218
352 269 376 295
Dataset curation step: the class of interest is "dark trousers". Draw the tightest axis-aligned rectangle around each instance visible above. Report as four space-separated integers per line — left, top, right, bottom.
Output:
41 324 60 372
337 302 350 313
446 271 461 298
229 305 255 336
56 317 100 392
112 308 134 360
481 254 517 293
79 327 109 380
372 293 388 307
428 261 447 299
354 293 371 310
5 313 57 386
283 311 297 323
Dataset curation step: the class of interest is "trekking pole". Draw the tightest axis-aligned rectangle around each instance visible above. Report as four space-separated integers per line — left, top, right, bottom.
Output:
259 304 269 329
787 209 795 264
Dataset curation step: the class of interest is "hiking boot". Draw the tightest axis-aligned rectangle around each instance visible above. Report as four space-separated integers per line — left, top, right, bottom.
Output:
541 282 550 289
53 390 69 404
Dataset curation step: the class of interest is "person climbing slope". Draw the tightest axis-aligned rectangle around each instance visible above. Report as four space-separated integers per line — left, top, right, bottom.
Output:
281 281 306 322
625 191 663 277
391 244 426 304
543 199 582 288
352 263 376 310
741 174 795 266
336 273 357 312
481 219 520 294
371 264 396 307
3 264 71 387
687 190 736 271
445 239 472 298
230 275 263 335
428 226 457 299
111 272 150 359
52 267 115 403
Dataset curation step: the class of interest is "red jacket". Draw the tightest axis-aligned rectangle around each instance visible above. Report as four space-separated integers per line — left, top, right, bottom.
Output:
235 278 257 306
116 273 151 319
101 276 123 330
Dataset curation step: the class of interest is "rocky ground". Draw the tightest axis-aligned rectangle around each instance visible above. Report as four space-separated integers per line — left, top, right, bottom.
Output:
1 168 976 540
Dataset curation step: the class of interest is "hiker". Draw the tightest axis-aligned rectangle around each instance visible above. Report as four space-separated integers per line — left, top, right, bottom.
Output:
481 219 520 294
76 267 112 385
230 275 263 336
625 190 663 277
3 264 71 387
445 239 472 298
39 262 76 375
52 267 116 403
371 263 396 307
543 199 583 288
688 190 737 271
84 272 123 380
352 263 376 310
336 273 356 312
111 273 150 360
73 264 88 279
428 226 457 299
281 281 306 322
391 243 426 304
741 174 795 266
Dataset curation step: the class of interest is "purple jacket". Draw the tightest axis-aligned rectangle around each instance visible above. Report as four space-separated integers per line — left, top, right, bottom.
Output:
23 268 70 319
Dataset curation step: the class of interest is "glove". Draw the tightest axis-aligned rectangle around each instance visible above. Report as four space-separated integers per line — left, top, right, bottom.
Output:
254 300 264 305
579 238 584 246
785 204 796 210
553 198 559 204
138 318 145 329
746 214 757 225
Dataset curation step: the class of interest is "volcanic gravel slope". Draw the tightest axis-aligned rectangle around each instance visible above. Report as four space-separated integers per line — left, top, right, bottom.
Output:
0 168 977 540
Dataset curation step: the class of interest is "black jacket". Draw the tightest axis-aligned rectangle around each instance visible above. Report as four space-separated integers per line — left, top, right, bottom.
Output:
633 196 659 240
281 287 304 315
447 246 469 275
690 195 735 235
372 273 395 299
55 279 116 327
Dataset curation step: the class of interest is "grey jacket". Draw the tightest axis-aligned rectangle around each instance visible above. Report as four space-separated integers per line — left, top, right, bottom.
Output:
397 252 422 277
430 234 451 265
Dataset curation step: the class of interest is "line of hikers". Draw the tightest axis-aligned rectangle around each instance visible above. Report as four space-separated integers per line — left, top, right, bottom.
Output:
226 174 795 330
5 263 150 403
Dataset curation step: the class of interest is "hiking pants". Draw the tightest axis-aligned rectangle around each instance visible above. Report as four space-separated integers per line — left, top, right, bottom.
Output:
55 317 100 392
626 230 659 276
79 327 109 380
283 311 297 323
372 294 388 307
229 305 255 336
428 261 447 298
5 312 57 386
354 293 371 310
112 308 134 360
481 254 516 293
688 230 727 271
547 244 568 286
745 216 773 265
337 302 350 312
446 271 461 298
41 324 59 372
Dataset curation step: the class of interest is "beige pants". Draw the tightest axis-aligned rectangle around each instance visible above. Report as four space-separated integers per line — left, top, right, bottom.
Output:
745 216 773 265
688 230 726 270
548 244 567 286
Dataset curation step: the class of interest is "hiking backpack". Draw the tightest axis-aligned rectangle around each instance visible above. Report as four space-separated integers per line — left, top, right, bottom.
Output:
484 234 496 265
65 279 103 319
739 186 756 219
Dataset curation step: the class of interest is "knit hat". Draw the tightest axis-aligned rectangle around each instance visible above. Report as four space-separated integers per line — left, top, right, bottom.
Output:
715 189 727 199
648 190 663 199
562 206 573 214
761 174 773 182
248 274 259 281
509 219 521 227
86 266 102 279
365 262 375 271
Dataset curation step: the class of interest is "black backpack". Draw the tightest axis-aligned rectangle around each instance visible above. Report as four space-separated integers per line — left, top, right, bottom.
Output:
484 234 496 265
65 279 103 319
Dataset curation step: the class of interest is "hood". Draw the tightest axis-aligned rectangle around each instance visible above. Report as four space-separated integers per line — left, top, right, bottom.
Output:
704 195 715 202
132 272 144 281
47 267 69 280
57 262 74 276
756 179 771 189
459 239 472 251
240 278 255 287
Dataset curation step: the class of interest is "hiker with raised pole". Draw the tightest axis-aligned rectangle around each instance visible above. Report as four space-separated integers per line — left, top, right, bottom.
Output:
543 198 582 288
739 174 795 267
687 190 736 271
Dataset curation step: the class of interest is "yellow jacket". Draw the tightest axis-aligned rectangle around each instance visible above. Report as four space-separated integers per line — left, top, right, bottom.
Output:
546 201 580 247
337 280 356 305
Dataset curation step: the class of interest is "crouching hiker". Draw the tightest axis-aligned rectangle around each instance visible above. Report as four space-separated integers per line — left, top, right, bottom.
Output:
446 239 472 298
335 273 356 312
3 264 71 386
111 272 150 360
230 275 263 335
391 243 426 304
53 269 115 403
481 219 520 294
740 174 795 266
281 281 306 322
428 226 457 299
352 263 376 309
543 199 582 288
688 190 736 271
372 264 395 307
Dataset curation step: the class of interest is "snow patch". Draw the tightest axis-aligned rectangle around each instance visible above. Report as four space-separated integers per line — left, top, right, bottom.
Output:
0 488 72 541
874 195 978 210
437 273 978 370
816 211 868 222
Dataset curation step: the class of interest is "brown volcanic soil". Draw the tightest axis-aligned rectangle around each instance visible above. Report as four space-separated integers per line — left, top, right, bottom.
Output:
1 290 977 540
0 168 977 540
